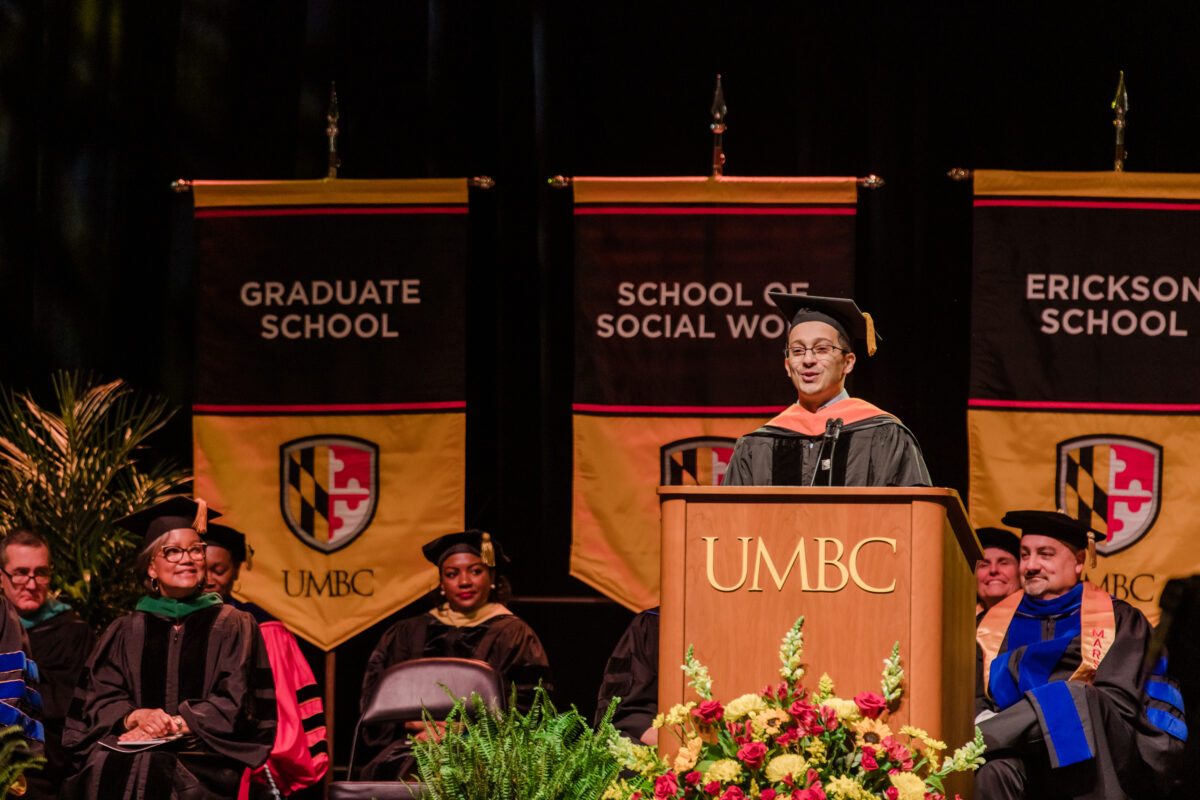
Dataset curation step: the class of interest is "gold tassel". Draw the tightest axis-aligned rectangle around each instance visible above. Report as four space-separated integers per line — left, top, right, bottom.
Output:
862 312 878 356
480 532 495 568
1087 530 1097 569
192 498 209 534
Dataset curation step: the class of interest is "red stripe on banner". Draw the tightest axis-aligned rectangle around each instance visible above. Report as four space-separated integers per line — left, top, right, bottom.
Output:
969 399 1200 412
574 206 856 216
573 403 781 414
974 199 1200 212
195 206 467 218
194 401 467 413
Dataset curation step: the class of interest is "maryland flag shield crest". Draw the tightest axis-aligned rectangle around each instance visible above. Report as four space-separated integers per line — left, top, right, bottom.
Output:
660 437 736 486
281 435 379 553
1057 435 1162 555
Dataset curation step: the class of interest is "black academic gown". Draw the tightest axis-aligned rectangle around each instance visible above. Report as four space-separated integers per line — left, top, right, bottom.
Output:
594 608 659 740
359 606 552 780
61 603 277 800
24 607 94 798
975 584 1186 799
722 398 930 487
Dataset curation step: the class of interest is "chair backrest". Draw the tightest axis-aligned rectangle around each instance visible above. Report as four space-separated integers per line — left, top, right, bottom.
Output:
361 656 505 727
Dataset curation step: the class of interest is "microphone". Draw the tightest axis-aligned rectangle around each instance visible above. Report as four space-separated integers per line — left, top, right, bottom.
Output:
809 418 840 487
825 418 844 486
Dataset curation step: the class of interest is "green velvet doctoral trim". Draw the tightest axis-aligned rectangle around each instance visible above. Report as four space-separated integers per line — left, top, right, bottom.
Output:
135 592 223 620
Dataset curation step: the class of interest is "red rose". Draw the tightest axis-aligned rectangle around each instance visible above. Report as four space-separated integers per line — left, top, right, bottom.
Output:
885 789 899 800
861 745 878 770
693 701 725 724
654 772 679 800
737 741 768 769
853 691 887 720
685 772 703 786
761 791 777 800
704 782 721 795
791 788 826 800
719 788 745 800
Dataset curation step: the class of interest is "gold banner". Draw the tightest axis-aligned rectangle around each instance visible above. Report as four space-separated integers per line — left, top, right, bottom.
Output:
195 413 464 649
192 177 469 207
968 409 1200 623
570 415 768 611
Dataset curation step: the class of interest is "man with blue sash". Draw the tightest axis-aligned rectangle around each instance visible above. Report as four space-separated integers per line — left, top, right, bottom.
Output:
975 510 1186 799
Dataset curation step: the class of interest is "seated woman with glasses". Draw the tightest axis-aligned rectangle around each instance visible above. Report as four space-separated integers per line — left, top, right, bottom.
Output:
61 497 277 800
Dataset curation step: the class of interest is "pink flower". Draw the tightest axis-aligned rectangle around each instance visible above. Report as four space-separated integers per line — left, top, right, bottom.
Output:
693 701 725 724
685 772 702 786
885 789 899 800
791 788 826 800
776 726 800 746
703 782 721 796
719 788 745 800
861 745 878 771
818 705 838 732
854 691 887 719
761 791 777 800
654 772 679 800
737 741 768 769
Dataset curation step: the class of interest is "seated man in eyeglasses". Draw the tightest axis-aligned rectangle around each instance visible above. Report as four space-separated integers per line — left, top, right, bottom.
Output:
1 529 94 798
723 293 930 487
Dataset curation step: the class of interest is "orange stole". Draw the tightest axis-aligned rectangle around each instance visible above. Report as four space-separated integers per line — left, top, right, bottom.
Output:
764 398 895 436
977 582 1117 700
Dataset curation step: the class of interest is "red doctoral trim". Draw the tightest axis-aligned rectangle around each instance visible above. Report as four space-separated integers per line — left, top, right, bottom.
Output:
765 398 892 436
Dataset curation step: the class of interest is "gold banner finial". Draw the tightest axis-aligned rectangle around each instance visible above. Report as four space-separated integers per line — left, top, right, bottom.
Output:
710 74 727 177
1111 71 1128 172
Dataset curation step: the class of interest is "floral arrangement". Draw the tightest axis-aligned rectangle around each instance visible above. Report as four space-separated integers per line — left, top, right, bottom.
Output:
608 617 984 800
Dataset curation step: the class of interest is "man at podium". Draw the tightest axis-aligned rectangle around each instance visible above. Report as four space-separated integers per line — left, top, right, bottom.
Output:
975 510 1186 799
723 293 930 487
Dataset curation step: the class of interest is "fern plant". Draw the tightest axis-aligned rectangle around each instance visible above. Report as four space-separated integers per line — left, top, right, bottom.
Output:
0 723 44 796
0 372 191 631
412 686 623 800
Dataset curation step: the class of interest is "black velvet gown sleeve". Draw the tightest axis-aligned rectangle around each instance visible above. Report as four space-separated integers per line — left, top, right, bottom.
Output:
594 609 659 739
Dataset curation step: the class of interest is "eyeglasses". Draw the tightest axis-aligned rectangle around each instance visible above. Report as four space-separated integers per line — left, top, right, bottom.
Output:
784 344 847 359
0 567 52 585
160 544 208 563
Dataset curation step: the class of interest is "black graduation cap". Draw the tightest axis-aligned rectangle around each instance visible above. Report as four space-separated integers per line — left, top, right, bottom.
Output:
117 496 220 549
768 292 879 356
203 523 248 565
976 526 1020 560
1001 509 1102 567
421 530 508 569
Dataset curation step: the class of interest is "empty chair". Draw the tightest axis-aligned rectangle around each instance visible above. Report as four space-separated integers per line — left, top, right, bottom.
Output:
328 656 504 800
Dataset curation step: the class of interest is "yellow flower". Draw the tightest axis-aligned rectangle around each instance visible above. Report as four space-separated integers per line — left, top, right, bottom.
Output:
851 717 893 748
888 772 927 800
823 775 873 800
651 712 666 729
725 693 768 720
764 754 807 784
602 781 625 800
664 701 698 727
823 697 862 723
674 735 704 772
703 759 742 784
805 739 826 764
751 708 789 738
900 724 947 751
817 673 835 698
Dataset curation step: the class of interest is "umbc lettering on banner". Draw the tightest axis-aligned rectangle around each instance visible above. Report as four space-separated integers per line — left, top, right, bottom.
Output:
1085 572 1156 603
282 569 375 597
595 280 811 341
1026 272 1197 339
240 279 422 341
702 535 896 594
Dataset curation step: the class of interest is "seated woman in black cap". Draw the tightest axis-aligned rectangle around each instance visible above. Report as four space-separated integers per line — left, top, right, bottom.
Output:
61 497 277 800
359 529 552 780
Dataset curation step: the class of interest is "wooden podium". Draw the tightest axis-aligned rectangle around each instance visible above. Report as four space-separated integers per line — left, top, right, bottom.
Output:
657 487 980 766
